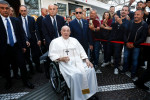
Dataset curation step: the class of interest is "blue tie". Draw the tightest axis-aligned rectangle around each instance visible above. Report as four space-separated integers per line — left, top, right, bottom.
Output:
6 18 14 46
24 17 31 38
53 18 58 37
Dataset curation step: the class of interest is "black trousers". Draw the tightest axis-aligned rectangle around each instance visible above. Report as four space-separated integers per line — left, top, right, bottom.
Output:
1 43 28 83
24 46 40 71
137 47 150 84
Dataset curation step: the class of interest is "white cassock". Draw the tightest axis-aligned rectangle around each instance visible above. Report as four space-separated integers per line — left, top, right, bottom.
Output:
49 37 98 100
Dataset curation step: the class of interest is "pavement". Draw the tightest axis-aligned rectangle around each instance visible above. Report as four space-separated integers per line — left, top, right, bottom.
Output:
0 61 150 100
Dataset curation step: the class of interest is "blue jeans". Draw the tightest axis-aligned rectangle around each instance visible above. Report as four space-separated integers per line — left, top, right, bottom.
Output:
93 41 101 66
123 46 140 76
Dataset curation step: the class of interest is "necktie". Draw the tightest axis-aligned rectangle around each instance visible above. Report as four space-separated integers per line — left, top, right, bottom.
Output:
53 18 58 37
24 17 31 38
6 18 14 46
79 20 82 28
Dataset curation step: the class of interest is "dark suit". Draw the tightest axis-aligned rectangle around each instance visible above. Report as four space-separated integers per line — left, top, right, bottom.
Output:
42 15 65 49
36 16 47 54
0 16 27 83
42 14 65 78
69 19 93 53
18 16 41 72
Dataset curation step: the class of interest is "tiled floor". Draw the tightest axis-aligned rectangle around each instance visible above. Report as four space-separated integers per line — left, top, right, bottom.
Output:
0 62 150 100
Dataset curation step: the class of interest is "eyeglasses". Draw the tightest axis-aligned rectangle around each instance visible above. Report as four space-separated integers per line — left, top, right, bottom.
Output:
75 12 82 14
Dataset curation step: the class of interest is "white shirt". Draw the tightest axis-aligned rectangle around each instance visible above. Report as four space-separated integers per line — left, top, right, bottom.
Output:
21 15 28 37
50 15 60 37
1 15 17 44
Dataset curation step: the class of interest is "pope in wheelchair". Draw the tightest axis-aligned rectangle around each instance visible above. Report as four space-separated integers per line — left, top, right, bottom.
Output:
49 26 98 100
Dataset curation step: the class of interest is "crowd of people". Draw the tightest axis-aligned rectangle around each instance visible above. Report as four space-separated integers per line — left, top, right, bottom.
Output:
0 0 150 99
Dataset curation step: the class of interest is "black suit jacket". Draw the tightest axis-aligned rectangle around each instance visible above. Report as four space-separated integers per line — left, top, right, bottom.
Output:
42 15 65 48
36 16 44 40
0 16 26 56
18 16 40 46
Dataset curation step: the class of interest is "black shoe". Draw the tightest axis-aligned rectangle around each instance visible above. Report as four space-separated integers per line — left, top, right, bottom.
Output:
134 81 149 90
24 81 34 89
5 82 12 89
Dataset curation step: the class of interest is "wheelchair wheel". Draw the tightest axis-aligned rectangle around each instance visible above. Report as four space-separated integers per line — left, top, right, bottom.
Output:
49 62 62 93
63 88 70 100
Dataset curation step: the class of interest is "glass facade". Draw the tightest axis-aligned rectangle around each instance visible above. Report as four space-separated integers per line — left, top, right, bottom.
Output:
57 3 67 17
24 0 40 16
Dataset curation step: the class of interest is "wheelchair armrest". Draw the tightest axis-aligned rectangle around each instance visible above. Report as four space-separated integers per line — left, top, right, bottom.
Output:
40 51 48 61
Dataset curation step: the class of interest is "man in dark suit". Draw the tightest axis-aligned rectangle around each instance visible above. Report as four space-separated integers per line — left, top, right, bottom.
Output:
69 7 93 54
42 4 65 78
42 4 65 49
18 5 42 73
36 8 48 54
0 1 34 89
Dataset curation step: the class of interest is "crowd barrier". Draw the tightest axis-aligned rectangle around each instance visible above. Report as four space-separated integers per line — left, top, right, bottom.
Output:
95 39 150 46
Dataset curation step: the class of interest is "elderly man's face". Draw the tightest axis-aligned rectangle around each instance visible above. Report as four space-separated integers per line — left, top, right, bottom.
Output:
19 6 27 17
75 8 83 20
48 5 56 17
41 8 48 16
90 11 96 20
0 4 10 17
61 26 71 39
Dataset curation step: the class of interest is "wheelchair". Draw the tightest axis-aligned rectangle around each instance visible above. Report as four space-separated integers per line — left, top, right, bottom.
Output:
40 52 70 99
49 61 70 100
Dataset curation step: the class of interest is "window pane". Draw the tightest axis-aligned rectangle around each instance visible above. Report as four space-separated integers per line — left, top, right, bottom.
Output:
24 0 40 16
57 3 66 17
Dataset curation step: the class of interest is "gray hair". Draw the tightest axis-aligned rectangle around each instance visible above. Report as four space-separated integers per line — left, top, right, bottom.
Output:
61 25 71 31
90 9 97 14
0 1 10 7
19 5 27 9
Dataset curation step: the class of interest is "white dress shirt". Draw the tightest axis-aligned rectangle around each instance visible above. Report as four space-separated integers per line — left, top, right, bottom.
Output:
21 15 28 37
50 16 60 37
1 15 17 44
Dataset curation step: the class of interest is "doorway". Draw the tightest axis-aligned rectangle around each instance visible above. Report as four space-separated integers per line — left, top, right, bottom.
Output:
5 0 21 17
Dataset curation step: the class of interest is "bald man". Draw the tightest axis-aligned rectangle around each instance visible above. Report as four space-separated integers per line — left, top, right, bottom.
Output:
42 4 65 78
42 4 65 48
36 8 48 54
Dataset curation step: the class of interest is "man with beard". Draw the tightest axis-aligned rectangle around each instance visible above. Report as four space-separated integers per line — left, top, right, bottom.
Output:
109 5 130 74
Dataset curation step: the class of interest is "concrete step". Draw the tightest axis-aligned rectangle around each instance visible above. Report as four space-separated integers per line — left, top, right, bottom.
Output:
18 82 62 100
